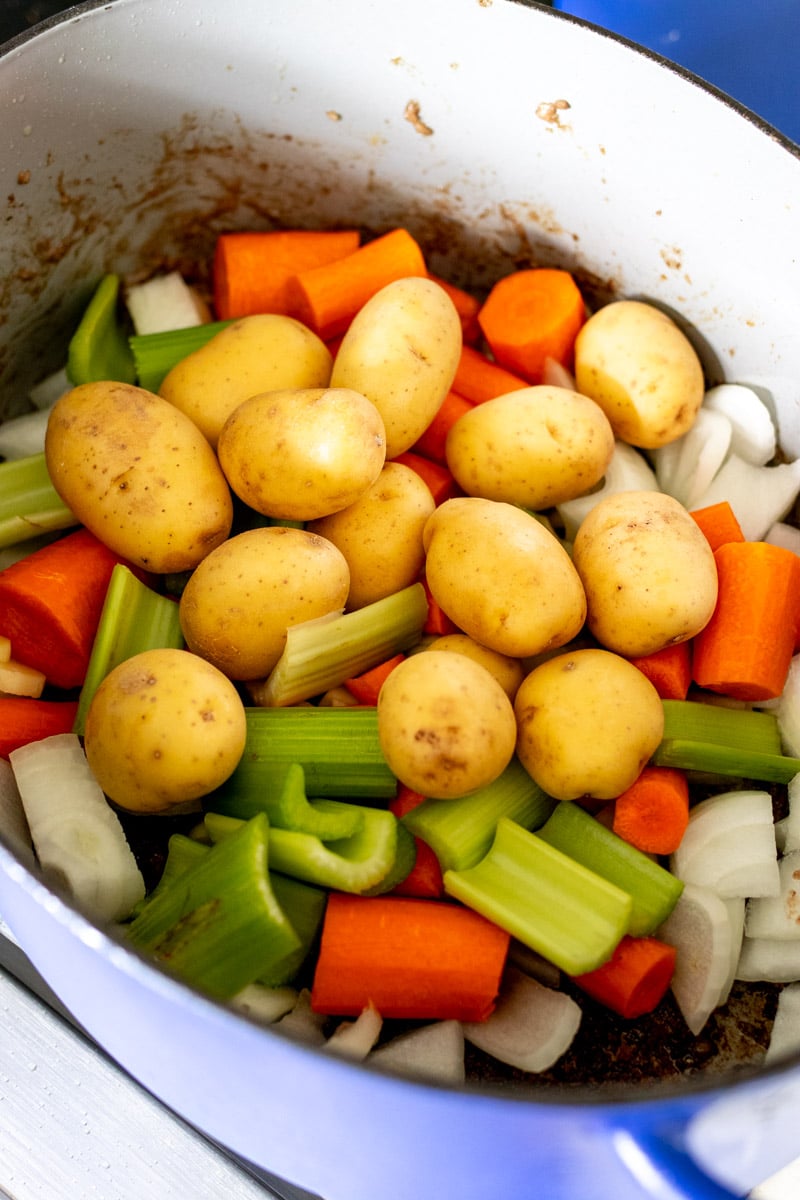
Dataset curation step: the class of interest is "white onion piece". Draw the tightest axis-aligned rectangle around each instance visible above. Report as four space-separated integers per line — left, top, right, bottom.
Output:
765 981 800 1064
325 1003 383 1061
658 883 734 1035
775 775 800 856
0 759 35 868
274 987 328 1045
650 407 732 510
556 441 659 540
690 453 800 541
672 789 774 867
9 733 145 923
671 790 779 899
0 407 51 460
28 365 70 410
508 938 562 988
125 271 210 335
765 522 800 556
541 356 577 390
736 936 800 983
718 897 746 1007
462 966 581 1072
776 657 800 757
230 983 298 1025
370 1020 465 1085
703 383 777 466
745 851 800 941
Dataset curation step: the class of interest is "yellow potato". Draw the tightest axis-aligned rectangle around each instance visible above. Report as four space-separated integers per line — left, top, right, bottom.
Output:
158 314 332 447
445 385 614 510
423 633 525 701
571 490 718 657
330 277 462 458
514 648 664 800
179 526 350 680
574 299 705 449
423 497 586 658
84 648 247 814
377 650 517 799
307 462 435 610
217 386 386 522
44 381 233 573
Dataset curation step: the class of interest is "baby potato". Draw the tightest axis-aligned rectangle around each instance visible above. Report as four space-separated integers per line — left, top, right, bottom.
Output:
179 526 350 680
377 650 517 799
571 490 718 657
423 497 586 658
44 381 233 573
514 648 664 800
307 462 435 610
158 314 332 447
445 385 614 510
574 299 705 449
423 633 525 701
84 648 247 814
331 276 462 458
217 387 386 522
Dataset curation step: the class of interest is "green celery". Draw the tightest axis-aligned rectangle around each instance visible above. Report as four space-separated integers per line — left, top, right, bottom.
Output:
126 813 300 999
207 760 364 841
261 872 328 987
67 274 136 385
213 706 397 801
0 454 76 549
251 582 428 707
402 757 556 873
444 817 633 976
654 699 800 782
536 801 683 936
129 320 233 393
128 833 208 919
204 801 407 895
74 564 184 735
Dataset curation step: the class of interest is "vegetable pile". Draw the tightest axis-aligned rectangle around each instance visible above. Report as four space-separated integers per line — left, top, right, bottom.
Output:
2 225 800 1085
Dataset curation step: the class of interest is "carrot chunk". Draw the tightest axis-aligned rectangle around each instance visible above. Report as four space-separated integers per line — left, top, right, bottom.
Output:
572 935 676 1019
428 275 482 343
612 766 690 856
690 500 746 552
477 268 586 383
627 641 692 700
289 228 427 340
389 786 445 899
412 390 475 465
392 452 461 506
692 540 800 701
213 229 361 319
311 892 509 1020
452 344 529 405
344 654 406 706
0 696 80 758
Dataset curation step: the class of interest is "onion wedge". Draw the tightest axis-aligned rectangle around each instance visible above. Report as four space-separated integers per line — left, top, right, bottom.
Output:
745 851 800 941
369 1019 465 1085
462 966 581 1072
658 883 735 1035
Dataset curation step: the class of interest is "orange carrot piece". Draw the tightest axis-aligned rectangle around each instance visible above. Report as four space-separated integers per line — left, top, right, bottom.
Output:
477 268 586 383
692 540 800 701
0 529 144 692
344 653 406 706
310 893 509 1020
428 274 482 344
612 766 690 856
420 576 459 635
690 500 746 552
392 451 461 506
452 344 529 405
212 229 361 320
389 786 445 898
411 389 475 465
0 696 80 759
627 642 692 701
572 934 677 1019
289 228 427 340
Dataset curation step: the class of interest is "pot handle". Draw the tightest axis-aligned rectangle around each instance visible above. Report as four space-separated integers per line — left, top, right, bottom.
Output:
613 1128 744 1200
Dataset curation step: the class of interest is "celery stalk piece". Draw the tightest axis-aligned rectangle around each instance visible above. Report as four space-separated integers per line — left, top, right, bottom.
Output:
444 817 633 976
536 801 683 936
213 706 397 801
652 740 800 784
204 802 405 895
129 833 209 918
661 700 783 754
207 760 365 842
261 872 328 987
251 582 429 708
127 813 301 999
73 564 185 735
129 320 234 392
0 453 76 549
402 758 556 873
67 274 137 385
